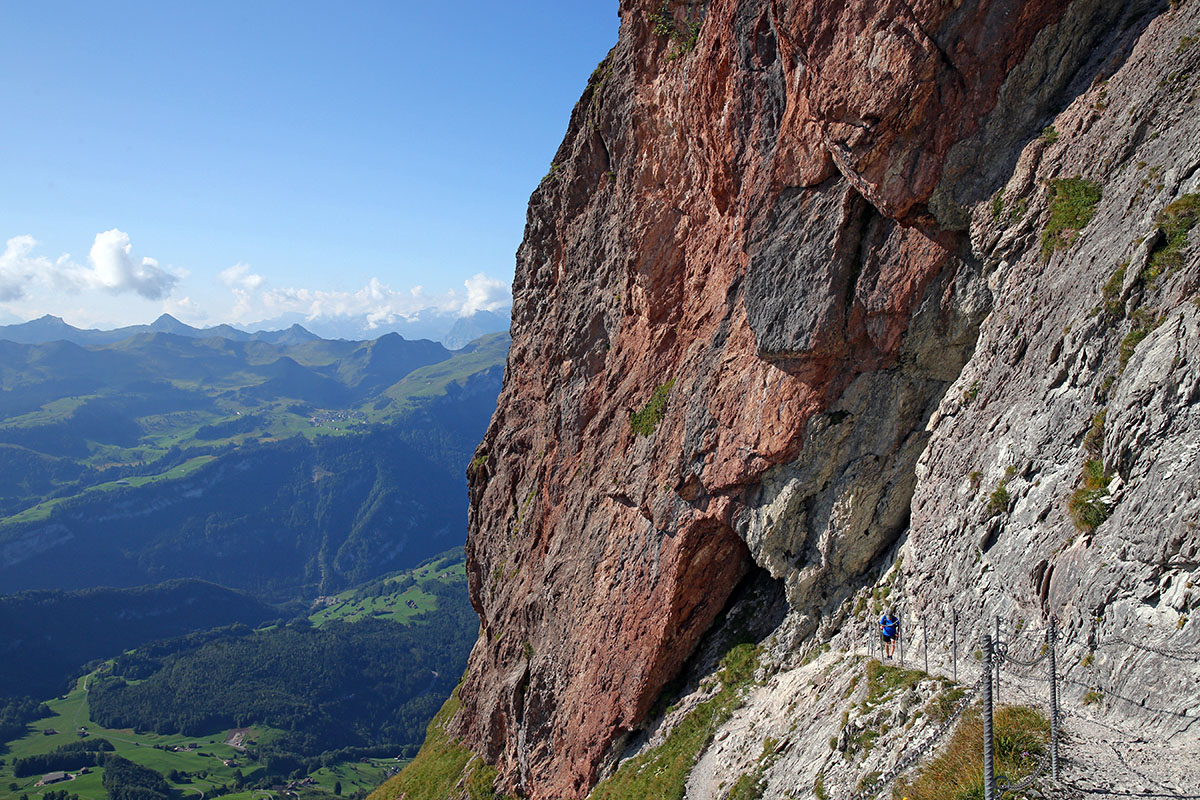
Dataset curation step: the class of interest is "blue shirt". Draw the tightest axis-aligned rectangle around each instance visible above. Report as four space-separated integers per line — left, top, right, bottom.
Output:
880 614 898 637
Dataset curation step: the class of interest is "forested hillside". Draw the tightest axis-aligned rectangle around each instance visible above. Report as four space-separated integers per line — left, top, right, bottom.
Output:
0 579 274 701
89 588 473 768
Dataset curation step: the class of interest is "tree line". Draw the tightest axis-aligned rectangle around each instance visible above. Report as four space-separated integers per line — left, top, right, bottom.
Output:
12 738 114 778
0 697 50 744
102 755 171 800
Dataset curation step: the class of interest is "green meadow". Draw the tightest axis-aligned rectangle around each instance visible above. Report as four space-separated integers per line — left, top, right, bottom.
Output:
0 677 271 800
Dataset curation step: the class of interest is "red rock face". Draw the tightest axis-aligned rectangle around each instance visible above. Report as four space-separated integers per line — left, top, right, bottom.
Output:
456 1 1070 796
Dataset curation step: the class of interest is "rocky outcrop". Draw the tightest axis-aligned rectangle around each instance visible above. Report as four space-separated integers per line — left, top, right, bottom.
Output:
908 0 1200 739
375 0 1200 798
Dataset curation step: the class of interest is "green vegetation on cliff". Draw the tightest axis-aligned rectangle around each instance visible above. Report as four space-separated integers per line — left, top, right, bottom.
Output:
1145 193 1200 282
629 379 674 437
1069 458 1113 531
1041 177 1102 259
893 705 1049 800
589 643 760 800
366 686 515 800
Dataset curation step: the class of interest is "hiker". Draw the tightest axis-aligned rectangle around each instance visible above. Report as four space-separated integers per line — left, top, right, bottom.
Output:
880 609 899 658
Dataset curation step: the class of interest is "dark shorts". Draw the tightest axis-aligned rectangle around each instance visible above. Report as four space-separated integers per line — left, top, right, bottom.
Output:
881 633 897 643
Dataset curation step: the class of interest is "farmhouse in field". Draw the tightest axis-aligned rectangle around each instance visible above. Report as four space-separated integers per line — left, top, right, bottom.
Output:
36 772 69 786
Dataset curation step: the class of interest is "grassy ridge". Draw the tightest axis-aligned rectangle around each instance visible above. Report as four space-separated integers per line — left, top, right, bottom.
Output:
383 332 509 411
589 644 760 800
2 455 217 525
366 684 517 800
310 557 468 627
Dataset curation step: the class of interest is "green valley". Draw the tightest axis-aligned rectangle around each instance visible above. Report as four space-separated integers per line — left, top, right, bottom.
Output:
0 331 507 598
0 552 474 800
0 325 501 799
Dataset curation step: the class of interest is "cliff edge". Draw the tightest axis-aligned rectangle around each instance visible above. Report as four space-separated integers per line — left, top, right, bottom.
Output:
375 0 1200 797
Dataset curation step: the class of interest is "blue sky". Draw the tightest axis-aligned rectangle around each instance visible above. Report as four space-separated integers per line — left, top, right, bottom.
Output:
0 1 619 328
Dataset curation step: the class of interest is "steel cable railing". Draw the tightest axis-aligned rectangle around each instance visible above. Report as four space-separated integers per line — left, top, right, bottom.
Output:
1058 673 1200 719
996 639 1049 669
1095 635 1200 660
995 742 1055 795
818 613 1199 800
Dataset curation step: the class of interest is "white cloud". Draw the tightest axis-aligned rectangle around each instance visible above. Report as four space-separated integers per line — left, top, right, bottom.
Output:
225 269 512 327
0 235 68 301
0 236 37 301
0 230 179 305
2 231 512 332
87 229 177 299
163 295 207 323
462 272 511 315
221 263 267 319
220 262 265 291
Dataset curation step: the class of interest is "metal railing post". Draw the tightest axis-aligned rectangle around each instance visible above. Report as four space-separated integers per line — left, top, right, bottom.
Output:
899 610 905 665
1049 616 1059 781
982 633 996 800
994 615 1001 705
923 616 929 675
952 610 958 683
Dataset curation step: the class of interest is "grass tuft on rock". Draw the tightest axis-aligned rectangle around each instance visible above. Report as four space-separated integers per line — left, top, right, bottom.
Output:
1041 178 1103 260
1083 410 1107 457
590 643 760 800
892 705 1048 800
991 194 1005 220
1101 262 1127 319
863 660 926 710
1144 193 1200 283
987 482 1011 514
629 379 675 436
1119 308 1162 370
1069 459 1112 532
924 685 968 724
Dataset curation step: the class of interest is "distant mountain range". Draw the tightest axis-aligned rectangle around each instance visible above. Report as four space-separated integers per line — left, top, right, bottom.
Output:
0 309 510 350
0 320 505 792
243 308 510 349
